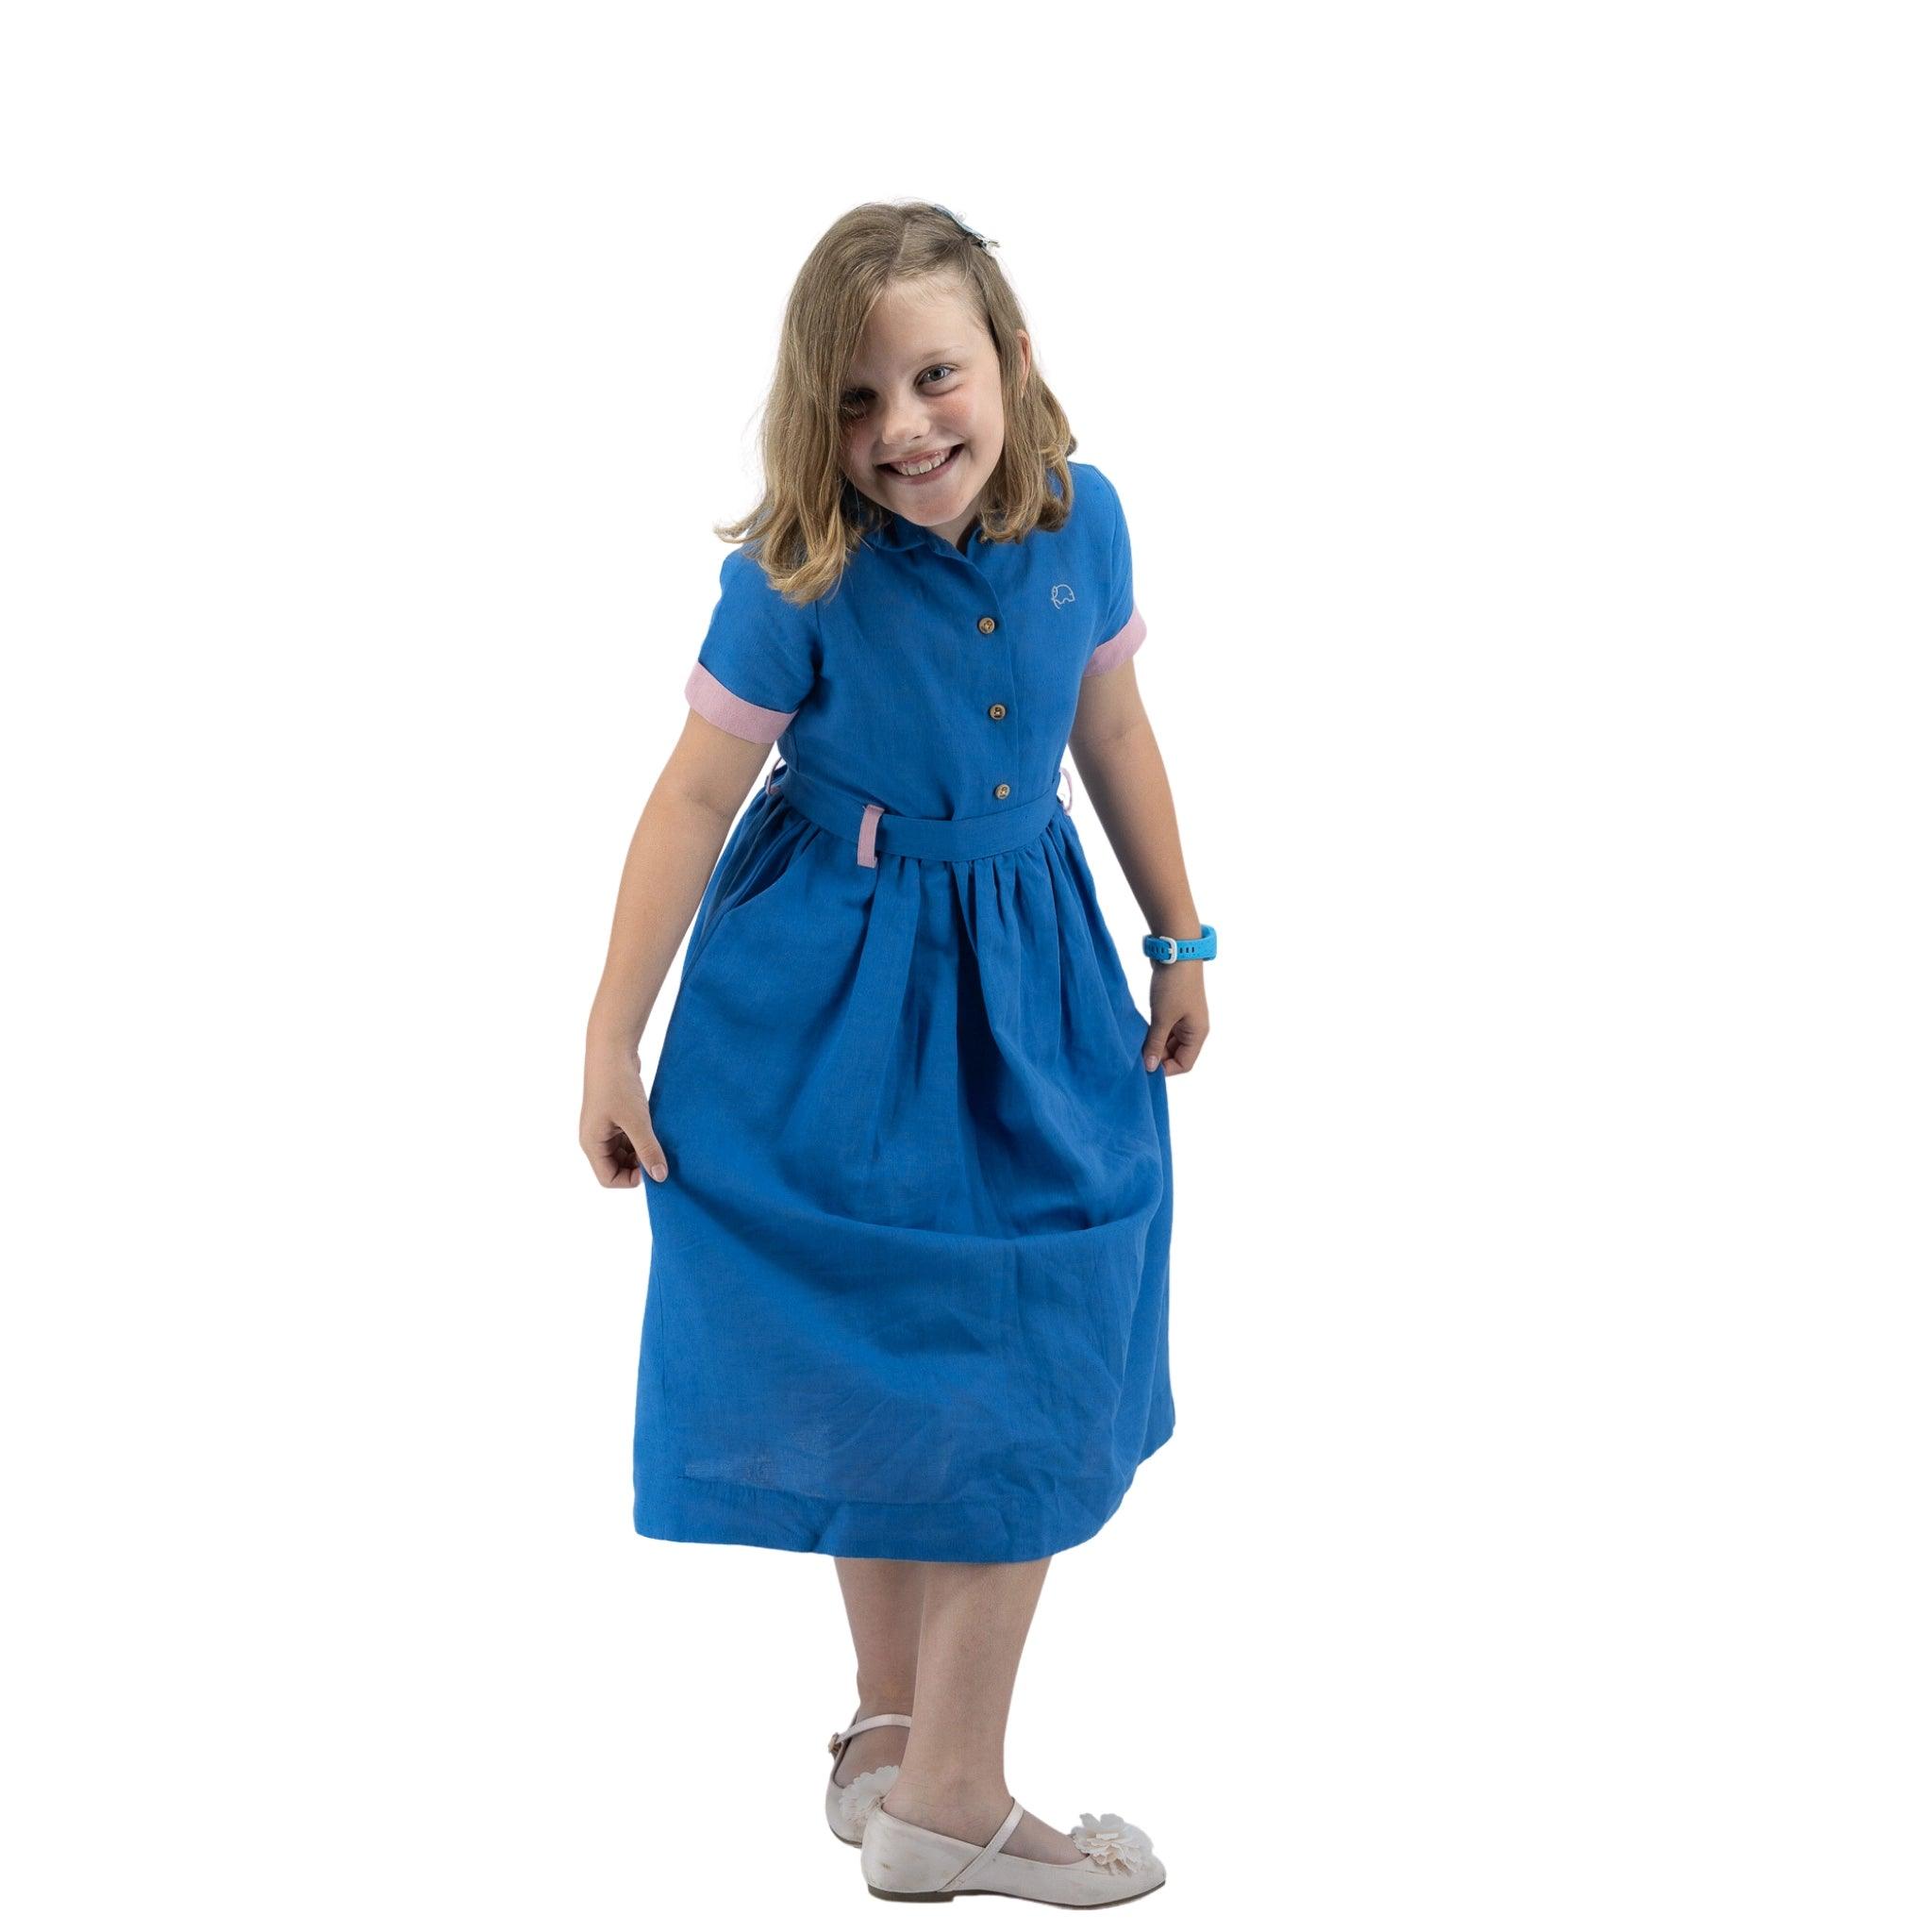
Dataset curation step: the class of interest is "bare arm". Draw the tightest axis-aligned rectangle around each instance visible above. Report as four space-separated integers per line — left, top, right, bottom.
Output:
1067 660 1211 1075
580 712 773 1184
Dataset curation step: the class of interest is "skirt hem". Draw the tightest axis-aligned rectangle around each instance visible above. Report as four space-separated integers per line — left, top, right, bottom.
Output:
632 1420 1174 1564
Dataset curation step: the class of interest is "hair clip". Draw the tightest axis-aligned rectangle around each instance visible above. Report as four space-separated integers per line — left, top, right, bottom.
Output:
930 202 997 252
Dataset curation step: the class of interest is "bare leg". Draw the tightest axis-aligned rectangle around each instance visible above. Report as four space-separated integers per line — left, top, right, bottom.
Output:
829 1557 924 1786
881 1557 1085 1864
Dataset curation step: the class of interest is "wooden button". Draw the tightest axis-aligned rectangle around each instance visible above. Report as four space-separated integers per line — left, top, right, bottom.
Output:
994 783 1010 799
988 703 1007 720
977 615 997 634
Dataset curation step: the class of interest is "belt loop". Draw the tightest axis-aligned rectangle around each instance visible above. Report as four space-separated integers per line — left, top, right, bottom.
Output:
857 801 884 867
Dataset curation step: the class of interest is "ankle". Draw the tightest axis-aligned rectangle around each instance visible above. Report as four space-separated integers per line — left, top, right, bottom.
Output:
854 1684 916 1718
883 1778 1015 1845
889 1770 1009 1811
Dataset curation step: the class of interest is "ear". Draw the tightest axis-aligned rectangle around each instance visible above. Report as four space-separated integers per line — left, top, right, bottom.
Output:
1015 328 1031 396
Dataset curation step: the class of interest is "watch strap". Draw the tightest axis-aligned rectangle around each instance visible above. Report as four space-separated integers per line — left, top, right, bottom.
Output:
1143 924 1216 963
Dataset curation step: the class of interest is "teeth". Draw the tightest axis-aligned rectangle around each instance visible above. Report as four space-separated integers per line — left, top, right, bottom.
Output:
889 447 956 475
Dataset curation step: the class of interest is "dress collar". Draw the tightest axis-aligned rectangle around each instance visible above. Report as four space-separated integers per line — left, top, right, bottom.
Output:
853 465 1065 555
864 508 983 555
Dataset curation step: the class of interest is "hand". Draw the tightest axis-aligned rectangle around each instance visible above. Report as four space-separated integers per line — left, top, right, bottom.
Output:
581 1048 670 1186
1141 961 1209 1075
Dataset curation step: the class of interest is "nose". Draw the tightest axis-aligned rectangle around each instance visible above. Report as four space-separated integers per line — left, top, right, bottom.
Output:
881 393 931 454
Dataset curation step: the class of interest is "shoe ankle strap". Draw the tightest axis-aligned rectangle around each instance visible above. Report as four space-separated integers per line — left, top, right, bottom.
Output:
944 1796 1025 1890
828 1712 913 1755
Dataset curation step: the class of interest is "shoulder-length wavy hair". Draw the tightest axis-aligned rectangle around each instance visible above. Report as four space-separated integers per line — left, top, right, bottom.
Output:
715 200 1077 605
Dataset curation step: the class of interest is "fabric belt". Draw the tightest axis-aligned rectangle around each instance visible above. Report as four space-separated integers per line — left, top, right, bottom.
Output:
764 759 1073 867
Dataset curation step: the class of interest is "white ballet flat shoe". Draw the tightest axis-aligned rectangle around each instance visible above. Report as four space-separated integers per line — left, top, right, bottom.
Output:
825 1712 913 1845
860 1793 1166 1907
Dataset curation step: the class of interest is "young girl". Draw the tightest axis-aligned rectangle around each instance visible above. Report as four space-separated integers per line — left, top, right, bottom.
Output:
580 200 1212 1908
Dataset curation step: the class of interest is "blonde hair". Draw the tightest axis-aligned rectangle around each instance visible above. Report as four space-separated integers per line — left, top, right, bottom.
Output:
715 200 1077 605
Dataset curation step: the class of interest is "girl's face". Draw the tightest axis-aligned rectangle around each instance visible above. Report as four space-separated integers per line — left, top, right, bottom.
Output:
839 275 1028 550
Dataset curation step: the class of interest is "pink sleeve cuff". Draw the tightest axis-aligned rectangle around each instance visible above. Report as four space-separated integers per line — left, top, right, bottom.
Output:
1084 605 1146 677
685 660 798 742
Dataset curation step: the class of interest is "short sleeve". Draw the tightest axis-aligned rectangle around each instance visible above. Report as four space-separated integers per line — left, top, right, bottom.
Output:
683 544 822 743
1084 470 1147 678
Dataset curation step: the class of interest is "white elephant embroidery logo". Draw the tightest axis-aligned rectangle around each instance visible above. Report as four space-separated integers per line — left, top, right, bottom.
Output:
1049 583 1076 608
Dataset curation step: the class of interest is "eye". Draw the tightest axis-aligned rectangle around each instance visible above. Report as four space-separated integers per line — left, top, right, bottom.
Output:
840 366 958 415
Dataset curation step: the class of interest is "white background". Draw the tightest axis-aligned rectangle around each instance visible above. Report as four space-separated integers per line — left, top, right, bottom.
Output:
5 4 1926 1926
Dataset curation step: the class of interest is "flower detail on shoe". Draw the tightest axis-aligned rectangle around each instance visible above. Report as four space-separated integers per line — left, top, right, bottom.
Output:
836 1763 902 1835
1069 1812 1155 1875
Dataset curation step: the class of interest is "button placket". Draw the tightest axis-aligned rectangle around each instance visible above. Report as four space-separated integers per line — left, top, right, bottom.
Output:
960 576 1017 808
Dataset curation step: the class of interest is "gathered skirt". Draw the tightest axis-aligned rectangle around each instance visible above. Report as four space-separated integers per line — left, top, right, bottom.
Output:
633 769 1174 1562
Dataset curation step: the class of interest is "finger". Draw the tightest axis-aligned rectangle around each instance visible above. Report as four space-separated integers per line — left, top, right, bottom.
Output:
1141 1024 1167 1073
584 1120 641 1188
579 1117 623 1184
621 1111 671 1183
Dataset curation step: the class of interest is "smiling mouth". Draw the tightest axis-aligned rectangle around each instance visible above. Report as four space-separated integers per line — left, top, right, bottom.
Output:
880 444 961 478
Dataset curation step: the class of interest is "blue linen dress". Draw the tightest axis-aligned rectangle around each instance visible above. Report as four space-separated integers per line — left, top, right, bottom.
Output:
633 458 1174 1562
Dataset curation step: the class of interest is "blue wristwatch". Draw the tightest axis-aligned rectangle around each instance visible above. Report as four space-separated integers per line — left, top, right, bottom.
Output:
1142 924 1216 964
